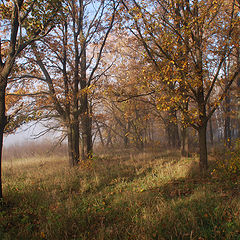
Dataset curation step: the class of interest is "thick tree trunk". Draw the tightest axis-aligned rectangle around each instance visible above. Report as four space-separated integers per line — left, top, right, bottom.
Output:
0 87 7 199
198 124 208 171
79 10 93 160
237 50 240 138
0 127 3 199
209 117 214 146
81 103 92 160
72 118 80 162
67 123 79 167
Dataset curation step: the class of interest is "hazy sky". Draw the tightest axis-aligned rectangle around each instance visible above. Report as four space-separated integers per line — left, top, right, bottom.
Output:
4 123 48 147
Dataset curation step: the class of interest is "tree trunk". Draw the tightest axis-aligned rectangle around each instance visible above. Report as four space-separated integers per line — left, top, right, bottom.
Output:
79 8 93 160
0 127 3 199
124 134 129 148
167 121 180 149
224 80 231 147
0 87 7 199
80 93 92 160
181 127 189 157
209 117 214 146
124 122 130 148
96 121 104 147
72 118 80 162
198 124 208 171
106 129 113 147
166 110 180 149
67 124 74 167
67 123 79 167
237 50 240 138
81 104 92 160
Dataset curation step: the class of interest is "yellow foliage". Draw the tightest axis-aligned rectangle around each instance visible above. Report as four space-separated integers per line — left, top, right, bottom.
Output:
212 139 240 181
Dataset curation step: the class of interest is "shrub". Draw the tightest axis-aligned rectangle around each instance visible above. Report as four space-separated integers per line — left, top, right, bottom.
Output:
212 139 240 181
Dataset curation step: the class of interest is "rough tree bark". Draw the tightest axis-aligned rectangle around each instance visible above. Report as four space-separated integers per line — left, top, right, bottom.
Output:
79 13 92 160
0 82 7 199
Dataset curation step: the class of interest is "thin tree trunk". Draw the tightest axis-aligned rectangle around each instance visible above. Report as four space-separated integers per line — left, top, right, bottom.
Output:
223 57 232 147
106 128 113 147
224 96 231 148
167 110 180 149
67 124 74 167
124 122 130 148
198 124 208 171
181 127 189 157
96 121 104 147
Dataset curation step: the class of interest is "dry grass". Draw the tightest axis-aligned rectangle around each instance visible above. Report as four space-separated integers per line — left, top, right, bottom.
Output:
3 141 67 161
0 149 240 240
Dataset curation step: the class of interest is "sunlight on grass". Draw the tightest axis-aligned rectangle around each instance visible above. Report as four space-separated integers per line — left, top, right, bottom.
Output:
1 151 239 239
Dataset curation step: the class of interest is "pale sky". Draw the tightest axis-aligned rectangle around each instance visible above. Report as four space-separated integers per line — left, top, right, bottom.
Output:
3 122 51 147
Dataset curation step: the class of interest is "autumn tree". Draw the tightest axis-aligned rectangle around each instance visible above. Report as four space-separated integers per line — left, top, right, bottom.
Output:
0 0 62 198
18 0 118 166
94 31 166 149
121 0 240 171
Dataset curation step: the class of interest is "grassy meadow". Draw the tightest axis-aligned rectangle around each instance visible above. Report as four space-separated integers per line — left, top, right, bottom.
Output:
0 148 240 240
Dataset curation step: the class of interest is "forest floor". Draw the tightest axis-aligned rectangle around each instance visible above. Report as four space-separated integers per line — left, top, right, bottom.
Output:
0 149 240 240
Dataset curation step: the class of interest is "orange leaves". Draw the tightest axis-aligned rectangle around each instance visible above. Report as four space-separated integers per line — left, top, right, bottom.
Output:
0 1 13 19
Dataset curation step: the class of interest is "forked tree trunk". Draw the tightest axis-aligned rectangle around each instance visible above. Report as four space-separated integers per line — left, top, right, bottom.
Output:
198 124 208 171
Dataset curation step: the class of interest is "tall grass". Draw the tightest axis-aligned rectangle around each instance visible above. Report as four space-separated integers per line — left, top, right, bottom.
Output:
3 141 67 161
0 149 239 240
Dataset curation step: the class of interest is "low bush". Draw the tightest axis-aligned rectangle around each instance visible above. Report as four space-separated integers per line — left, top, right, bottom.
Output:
212 139 240 182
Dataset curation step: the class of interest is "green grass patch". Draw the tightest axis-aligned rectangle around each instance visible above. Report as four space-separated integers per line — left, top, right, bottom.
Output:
1 153 240 239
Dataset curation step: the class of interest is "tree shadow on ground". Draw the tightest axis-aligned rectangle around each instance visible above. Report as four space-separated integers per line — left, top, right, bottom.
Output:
97 161 240 240
1 155 240 240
